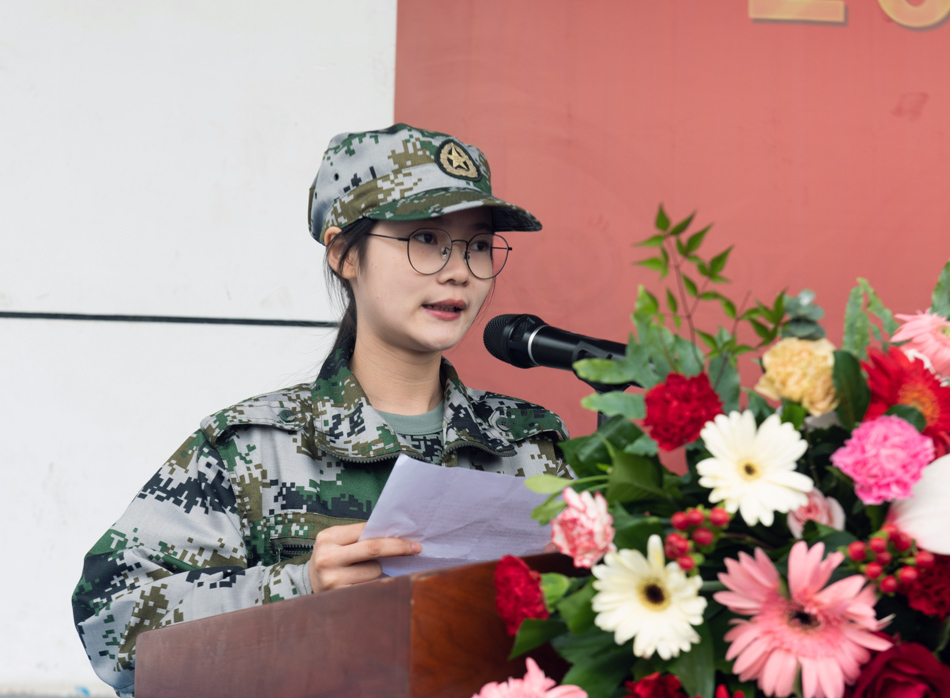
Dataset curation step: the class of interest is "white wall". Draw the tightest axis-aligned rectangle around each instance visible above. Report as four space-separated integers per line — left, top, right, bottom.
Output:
0 2 397 694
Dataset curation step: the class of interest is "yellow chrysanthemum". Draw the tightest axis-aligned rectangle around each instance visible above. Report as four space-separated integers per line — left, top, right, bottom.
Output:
755 337 839 416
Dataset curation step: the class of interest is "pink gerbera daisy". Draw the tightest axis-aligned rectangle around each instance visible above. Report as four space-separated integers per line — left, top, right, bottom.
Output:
472 657 587 698
893 311 950 378
714 541 891 698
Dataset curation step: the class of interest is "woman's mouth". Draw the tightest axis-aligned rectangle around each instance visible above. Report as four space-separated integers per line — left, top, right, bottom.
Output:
422 301 467 319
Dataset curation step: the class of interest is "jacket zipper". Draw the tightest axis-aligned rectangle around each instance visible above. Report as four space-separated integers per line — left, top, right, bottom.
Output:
273 537 316 560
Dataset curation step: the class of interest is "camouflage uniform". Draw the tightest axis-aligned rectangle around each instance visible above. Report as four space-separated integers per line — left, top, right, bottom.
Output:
72 344 569 695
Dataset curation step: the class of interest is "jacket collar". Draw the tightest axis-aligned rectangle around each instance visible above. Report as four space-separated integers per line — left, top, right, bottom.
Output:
307 343 558 463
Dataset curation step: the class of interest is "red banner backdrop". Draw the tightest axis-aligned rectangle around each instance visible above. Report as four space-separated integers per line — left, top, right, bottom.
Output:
395 0 950 441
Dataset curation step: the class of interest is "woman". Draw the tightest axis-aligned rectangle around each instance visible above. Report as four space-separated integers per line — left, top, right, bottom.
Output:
72 124 570 695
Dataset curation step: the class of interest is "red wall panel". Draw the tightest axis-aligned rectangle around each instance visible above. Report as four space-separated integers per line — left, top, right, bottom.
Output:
395 0 950 441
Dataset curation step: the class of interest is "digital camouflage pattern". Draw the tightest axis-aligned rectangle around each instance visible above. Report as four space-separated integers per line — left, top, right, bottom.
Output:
72 344 569 696
308 123 542 243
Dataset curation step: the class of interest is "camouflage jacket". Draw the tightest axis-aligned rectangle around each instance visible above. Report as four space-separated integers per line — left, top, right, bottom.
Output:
72 346 569 695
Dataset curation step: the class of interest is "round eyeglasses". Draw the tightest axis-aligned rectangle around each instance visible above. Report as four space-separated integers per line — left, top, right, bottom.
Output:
366 228 512 279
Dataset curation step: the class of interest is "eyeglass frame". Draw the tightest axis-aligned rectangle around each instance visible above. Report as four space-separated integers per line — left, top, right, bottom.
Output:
364 228 513 279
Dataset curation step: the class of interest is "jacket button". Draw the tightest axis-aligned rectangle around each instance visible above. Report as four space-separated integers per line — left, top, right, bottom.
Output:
278 409 295 422
496 417 510 431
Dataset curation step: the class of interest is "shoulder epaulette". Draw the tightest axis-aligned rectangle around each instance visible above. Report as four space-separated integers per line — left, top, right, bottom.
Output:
200 384 311 447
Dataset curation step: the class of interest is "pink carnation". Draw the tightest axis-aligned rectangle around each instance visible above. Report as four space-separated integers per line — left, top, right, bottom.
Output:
830 415 935 505
787 490 845 539
472 658 587 698
550 487 616 568
893 311 950 378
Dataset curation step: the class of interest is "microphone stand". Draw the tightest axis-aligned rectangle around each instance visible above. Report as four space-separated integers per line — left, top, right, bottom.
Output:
571 354 639 430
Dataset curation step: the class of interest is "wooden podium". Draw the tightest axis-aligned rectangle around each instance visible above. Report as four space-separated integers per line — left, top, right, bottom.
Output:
135 554 572 698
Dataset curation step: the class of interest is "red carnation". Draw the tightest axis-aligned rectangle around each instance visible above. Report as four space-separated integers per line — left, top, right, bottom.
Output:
863 346 950 456
493 555 548 636
906 554 950 620
623 673 688 698
643 373 724 451
845 641 950 698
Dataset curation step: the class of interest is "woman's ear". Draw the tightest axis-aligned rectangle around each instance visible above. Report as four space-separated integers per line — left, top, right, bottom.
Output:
324 226 357 280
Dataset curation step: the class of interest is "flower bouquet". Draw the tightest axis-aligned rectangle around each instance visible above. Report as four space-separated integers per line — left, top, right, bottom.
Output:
484 208 950 698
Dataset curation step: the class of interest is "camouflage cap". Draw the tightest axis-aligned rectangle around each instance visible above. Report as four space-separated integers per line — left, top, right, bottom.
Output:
308 123 542 244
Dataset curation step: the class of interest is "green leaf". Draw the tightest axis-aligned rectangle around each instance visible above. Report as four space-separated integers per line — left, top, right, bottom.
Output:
865 503 885 532
540 572 573 610
635 285 660 319
859 278 898 336
699 291 720 301
684 225 710 254
932 260 950 319
832 349 870 430
655 205 670 232
696 330 717 350
610 508 664 552
670 211 696 236
770 291 787 323
530 496 567 525
553 627 633 698
666 288 679 315
672 334 705 378
557 578 597 633
581 391 646 420
780 400 807 430
709 246 733 275
559 416 646 478
669 621 716 698
633 317 674 382
708 355 740 413
523 473 574 495
802 521 858 551
574 358 636 386
697 260 711 278
574 336 657 388
885 404 926 432
623 433 659 456
720 297 736 319
842 285 870 360
635 257 667 274
936 615 950 653
749 319 773 340
683 275 699 297
783 318 826 340
509 618 568 659
745 389 775 423
606 451 664 502
636 234 666 248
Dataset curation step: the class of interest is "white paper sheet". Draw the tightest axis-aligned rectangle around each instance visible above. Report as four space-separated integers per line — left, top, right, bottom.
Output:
359 454 553 576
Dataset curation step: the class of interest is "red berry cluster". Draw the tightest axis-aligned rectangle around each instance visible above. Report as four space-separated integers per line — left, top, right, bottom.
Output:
665 506 732 573
846 523 935 595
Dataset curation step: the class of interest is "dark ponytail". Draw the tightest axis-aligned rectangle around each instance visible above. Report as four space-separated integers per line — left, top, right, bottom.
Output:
324 217 376 353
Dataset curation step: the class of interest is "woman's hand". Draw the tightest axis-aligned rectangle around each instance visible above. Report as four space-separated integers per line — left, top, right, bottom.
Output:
307 522 421 594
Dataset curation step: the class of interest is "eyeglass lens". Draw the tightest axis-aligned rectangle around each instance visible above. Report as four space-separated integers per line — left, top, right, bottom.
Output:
407 229 509 279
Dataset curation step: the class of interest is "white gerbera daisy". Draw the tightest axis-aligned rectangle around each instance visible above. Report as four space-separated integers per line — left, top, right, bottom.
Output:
591 535 706 660
696 410 812 527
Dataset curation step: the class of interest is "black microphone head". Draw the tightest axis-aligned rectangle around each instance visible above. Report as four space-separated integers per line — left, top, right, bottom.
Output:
483 314 546 368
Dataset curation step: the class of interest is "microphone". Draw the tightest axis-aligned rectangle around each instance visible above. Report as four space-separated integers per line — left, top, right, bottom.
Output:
483 314 627 372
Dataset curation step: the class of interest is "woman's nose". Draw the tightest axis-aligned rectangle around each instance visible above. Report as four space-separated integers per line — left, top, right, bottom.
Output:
438 241 472 280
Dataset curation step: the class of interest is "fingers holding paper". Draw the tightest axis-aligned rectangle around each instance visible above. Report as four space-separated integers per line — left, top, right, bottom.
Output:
307 522 422 594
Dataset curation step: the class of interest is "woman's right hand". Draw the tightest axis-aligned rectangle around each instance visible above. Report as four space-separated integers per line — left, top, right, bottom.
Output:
307 522 422 594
